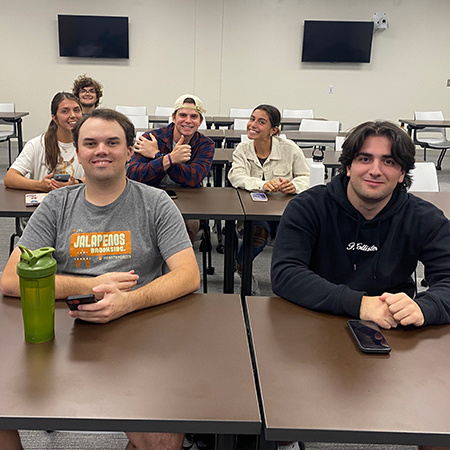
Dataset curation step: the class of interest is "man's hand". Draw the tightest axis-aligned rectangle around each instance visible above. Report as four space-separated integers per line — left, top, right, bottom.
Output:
134 134 159 159
379 292 425 327
69 284 131 323
170 136 191 164
360 295 398 329
91 271 139 298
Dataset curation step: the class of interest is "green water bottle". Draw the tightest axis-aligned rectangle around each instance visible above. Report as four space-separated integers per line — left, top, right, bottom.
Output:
17 245 57 343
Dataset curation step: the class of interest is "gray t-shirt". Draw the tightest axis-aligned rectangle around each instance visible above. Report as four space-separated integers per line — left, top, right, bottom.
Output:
18 180 192 288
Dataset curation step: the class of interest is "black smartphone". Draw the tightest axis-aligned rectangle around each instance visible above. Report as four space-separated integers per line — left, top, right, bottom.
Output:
347 320 391 354
65 294 97 311
54 174 70 182
166 189 177 199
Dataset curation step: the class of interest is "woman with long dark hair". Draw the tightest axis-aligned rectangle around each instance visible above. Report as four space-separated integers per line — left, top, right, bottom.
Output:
4 92 84 192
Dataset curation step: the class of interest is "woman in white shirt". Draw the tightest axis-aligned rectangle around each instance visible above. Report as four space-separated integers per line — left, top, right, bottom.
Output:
4 92 85 191
228 104 310 294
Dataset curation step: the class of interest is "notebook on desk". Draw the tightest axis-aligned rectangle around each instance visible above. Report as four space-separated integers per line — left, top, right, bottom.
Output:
25 193 47 206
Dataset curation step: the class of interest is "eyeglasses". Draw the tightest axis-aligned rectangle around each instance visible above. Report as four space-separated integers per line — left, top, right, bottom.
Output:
80 88 96 94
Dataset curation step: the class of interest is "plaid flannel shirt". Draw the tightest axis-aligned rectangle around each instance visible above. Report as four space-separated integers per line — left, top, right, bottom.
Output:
127 123 214 188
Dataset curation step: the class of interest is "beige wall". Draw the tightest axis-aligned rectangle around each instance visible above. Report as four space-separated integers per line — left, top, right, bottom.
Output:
1 0 450 140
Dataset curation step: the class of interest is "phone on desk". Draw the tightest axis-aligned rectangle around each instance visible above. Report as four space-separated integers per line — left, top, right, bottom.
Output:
65 294 97 311
250 192 268 202
348 320 391 354
53 174 70 182
165 189 178 199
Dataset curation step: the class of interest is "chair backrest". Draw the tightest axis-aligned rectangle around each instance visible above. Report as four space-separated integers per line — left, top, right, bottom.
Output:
282 109 314 119
0 103 15 113
409 162 439 192
155 106 174 116
414 111 447 142
234 118 248 130
0 103 15 129
229 108 252 118
129 115 149 129
335 135 346 151
299 119 341 132
116 105 147 116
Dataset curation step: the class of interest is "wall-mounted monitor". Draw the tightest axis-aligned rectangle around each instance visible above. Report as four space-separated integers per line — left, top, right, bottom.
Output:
58 15 129 59
301 20 374 63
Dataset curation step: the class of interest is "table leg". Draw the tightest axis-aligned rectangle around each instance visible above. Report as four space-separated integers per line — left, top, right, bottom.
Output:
241 220 253 297
16 118 24 153
257 433 277 450
216 434 237 450
223 220 236 293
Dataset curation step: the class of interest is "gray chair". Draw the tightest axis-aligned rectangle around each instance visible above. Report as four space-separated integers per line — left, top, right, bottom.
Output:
413 111 450 170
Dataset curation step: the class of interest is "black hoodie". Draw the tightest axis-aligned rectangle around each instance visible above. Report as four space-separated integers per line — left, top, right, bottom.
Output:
271 175 450 325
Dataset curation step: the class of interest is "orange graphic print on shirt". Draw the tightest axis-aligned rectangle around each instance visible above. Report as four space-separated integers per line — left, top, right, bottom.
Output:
70 231 131 268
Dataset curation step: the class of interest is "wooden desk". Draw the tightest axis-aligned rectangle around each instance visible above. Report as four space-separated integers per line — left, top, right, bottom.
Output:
0 293 260 449
399 119 450 135
0 184 245 293
0 111 29 154
222 130 345 148
212 116 325 130
172 188 243 293
413 191 450 218
247 296 450 447
238 190 293 296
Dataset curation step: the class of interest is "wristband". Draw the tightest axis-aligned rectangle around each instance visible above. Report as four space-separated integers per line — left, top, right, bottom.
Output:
168 154 173 167
76 179 84 184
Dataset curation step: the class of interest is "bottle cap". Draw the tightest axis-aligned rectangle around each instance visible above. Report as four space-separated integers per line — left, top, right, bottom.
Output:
312 146 325 162
16 245 57 279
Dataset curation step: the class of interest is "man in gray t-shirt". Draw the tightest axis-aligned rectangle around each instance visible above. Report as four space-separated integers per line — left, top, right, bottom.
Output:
0 109 199 450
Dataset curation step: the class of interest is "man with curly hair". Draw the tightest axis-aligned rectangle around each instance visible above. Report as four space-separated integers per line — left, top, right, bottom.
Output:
72 74 103 116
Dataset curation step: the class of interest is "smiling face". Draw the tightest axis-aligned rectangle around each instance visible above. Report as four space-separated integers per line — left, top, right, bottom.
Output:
78 86 98 109
172 108 203 142
346 135 405 218
246 109 278 142
76 117 132 183
51 99 82 134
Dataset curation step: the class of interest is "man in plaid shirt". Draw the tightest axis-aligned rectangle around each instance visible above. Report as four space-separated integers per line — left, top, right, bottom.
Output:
127 94 214 241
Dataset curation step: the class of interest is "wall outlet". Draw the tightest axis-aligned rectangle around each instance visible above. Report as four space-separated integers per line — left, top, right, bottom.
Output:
447 79 450 87
328 85 334 94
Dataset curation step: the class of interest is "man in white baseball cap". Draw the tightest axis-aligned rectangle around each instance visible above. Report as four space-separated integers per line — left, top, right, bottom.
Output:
127 94 214 242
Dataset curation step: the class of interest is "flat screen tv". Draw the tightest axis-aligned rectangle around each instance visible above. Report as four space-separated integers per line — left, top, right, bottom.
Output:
58 15 129 59
301 20 374 63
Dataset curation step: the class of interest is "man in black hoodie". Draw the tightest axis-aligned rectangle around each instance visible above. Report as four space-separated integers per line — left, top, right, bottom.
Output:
272 120 450 329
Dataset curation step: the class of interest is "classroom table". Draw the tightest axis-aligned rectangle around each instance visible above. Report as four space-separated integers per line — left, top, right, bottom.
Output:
237 190 294 296
246 296 450 448
222 130 346 148
399 119 450 136
0 111 28 154
238 190 450 296
0 293 261 449
211 116 326 129
0 184 244 294
170 187 244 293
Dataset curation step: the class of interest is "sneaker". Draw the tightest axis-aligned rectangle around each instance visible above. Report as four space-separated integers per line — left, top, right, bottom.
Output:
278 442 302 450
